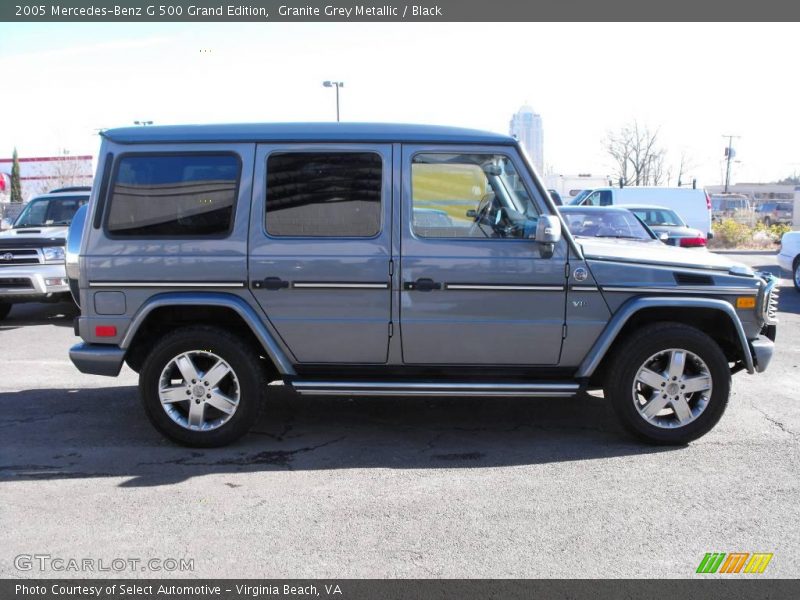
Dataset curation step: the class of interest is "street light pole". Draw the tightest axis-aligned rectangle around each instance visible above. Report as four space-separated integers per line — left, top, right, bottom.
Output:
322 81 344 122
722 134 739 193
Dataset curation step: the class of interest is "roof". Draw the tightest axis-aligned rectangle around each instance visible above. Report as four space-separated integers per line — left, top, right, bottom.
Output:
102 122 516 146
558 205 635 212
614 204 672 210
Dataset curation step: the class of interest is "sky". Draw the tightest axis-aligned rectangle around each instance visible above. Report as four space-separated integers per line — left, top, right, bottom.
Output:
0 22 797 187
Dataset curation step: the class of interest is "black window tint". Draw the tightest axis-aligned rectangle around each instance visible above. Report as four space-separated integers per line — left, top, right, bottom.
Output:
107 154 239 237
266 152 382 237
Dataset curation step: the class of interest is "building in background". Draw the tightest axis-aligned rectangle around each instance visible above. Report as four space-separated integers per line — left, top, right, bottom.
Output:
509 105 544 174
0 154 94 204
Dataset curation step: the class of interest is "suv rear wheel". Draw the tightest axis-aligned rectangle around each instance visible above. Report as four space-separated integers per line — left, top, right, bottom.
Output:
0 302 11 321
794 257 800 291
605 323 730 445
139 326 266 447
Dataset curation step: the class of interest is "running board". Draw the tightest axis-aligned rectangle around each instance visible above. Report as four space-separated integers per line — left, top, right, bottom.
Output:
291 381 581 397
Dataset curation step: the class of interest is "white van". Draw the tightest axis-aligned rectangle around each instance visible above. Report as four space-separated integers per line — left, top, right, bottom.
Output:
571 187 712 237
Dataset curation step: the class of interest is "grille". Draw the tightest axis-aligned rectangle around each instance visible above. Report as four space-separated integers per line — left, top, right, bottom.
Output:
0 277 33 289
0 248 41 267
761 278 780 325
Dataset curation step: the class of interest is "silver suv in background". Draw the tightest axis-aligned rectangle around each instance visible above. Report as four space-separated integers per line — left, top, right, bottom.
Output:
68 123 778 447
755 201 793 226
0 188 90 320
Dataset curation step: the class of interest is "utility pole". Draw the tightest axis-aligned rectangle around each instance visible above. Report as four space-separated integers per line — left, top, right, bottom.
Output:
722 134 740 193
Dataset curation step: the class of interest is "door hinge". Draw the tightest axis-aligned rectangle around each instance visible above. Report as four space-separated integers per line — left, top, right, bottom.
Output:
564 262 571 279
562 324 568 339
389 259 394 277
388 322 394 337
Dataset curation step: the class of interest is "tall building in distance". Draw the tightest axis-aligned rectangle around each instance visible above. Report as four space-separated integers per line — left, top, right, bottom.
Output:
509 105 544 174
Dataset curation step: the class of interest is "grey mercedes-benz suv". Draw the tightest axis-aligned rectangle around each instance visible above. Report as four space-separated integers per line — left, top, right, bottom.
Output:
67 123 779 447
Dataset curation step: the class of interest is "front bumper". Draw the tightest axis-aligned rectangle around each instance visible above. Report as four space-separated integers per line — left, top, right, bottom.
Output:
750 335 775 373
69 342 125 377
0 264 70 300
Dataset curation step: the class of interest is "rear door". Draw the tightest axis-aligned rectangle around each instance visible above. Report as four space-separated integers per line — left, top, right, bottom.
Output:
399 145 567 365
249 144 393 364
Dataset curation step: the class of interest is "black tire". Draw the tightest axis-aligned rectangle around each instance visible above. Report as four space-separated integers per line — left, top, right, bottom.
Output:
139 326 266 447
763 217 772 227
0 302 11 321
794 257 800 292
604 322 731 445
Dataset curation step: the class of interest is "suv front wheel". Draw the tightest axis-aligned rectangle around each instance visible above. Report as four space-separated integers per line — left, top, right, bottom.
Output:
605 323 731 445
139 326 266 447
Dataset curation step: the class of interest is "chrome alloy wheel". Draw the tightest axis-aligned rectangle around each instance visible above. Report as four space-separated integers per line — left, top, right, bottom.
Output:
158 351 240 431
632 348 713 429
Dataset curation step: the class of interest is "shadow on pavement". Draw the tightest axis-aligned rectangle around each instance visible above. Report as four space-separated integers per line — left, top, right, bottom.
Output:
0 385 679 487
0 301 78 330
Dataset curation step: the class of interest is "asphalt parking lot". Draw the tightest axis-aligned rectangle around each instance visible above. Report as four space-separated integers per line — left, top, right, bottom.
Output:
1 252 798 579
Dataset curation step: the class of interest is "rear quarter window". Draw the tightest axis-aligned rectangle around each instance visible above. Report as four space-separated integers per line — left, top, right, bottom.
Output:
106 153 240 237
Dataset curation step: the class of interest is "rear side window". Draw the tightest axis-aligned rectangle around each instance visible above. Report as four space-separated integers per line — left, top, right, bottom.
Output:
266 152 382 237
106 154 240 237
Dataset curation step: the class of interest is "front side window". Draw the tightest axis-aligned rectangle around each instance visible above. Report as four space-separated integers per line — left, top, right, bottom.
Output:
106 154 240 237
411 153 539 239
266 152 382 237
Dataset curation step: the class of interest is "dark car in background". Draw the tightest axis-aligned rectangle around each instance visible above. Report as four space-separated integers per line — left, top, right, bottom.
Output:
623 205 708 248
558 205 660 243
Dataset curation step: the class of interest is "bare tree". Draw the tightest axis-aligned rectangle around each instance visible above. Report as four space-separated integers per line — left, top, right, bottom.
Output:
674 151 697 187
604 121 667 186
29 150 92 196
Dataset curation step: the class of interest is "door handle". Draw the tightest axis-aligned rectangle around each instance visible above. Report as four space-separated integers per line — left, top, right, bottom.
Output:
404 278 441 292
253 277 289 290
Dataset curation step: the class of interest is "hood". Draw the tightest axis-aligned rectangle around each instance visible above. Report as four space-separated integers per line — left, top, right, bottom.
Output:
0 225 69 242
578 238 747 273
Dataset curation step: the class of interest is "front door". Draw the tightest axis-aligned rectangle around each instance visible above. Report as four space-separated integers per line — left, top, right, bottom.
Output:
249 144 393 364
399 145 567 365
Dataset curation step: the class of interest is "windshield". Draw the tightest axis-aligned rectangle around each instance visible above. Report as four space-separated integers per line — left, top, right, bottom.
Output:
561 209 654 240
629 208 685 227
569 189 592 205
14 196 88 228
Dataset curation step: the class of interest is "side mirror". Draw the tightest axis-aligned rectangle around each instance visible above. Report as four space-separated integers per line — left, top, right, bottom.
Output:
534 214 562 258
466 209 477 218
659 232 669 242
535 214 562 243
707 231 714 240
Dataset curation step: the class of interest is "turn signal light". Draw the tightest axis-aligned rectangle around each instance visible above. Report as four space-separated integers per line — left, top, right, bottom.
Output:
736 297 756 309
95 325 117 337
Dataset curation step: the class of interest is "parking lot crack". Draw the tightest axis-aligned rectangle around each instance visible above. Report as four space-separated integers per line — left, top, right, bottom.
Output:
137 436 346 468
750 401 798 438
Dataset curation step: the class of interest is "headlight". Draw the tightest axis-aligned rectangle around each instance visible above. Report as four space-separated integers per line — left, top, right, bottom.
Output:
42 246 66 263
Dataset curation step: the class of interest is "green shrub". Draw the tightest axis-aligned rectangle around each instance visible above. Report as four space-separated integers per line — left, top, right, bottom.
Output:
711 219 751 248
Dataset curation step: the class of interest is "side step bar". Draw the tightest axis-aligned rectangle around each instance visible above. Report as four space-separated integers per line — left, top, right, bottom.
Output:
291 381 581 397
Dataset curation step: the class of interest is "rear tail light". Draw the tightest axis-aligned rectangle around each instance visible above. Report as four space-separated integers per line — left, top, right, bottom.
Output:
680 237 707 248
705 192 712 211
95 325 117 337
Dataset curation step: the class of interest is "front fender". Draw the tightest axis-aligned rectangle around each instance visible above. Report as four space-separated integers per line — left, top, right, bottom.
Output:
575 296 754 378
